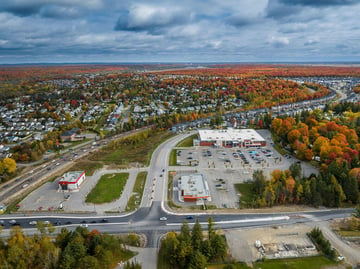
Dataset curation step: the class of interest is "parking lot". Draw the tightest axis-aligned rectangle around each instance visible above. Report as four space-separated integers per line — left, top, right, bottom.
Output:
173 129 318 209
17 168 140 214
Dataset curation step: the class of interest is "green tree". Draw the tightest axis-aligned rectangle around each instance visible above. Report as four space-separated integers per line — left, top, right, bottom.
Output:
289 163 302 181
253 170 266 195
191 220 203 251
77 256 100 269
188 250 207 269
210 233 227 261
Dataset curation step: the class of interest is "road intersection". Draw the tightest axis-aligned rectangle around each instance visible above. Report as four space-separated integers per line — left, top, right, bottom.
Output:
0 131 357 267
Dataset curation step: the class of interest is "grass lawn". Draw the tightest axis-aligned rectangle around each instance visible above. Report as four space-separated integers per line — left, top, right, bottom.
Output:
207 263 251 269
254 256 337 269
4 196 24 213
68 161 103 176
86 173 128 204
126 171 147 211
176 134 197 147
234 183 257 208
90 130 174 166
206 256 336 269
63 138 92 150
169 149 177 166
167 172 182 209
336 230 360 237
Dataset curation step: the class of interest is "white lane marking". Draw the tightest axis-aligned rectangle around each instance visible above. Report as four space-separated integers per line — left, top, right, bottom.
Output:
166 216 290 226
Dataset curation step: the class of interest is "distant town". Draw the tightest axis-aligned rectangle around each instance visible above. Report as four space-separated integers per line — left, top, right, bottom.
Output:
0 64 360 269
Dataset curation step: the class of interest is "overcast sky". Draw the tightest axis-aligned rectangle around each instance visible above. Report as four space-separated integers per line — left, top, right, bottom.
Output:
0 0 360 63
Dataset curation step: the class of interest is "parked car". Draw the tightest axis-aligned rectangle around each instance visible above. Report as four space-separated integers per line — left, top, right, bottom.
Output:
29 221 37 225
160 217 167 221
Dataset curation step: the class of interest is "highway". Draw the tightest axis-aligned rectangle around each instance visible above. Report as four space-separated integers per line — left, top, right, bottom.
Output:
0 130 357 267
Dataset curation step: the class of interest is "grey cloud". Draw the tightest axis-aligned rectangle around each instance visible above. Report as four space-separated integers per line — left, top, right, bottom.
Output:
226 15 259 27
0 0 101 17
114 5 191 34
277 0 358 6
0 3 43 17
304 39 318 46
279 23 308 33
39 5 84 19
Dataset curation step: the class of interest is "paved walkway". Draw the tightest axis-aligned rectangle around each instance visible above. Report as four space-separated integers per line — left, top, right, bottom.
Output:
116 247 157 269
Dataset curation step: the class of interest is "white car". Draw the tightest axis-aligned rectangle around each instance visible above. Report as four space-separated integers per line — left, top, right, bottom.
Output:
160 217 167 221
9 219 16 224
43 221 50 225
29 221 37 225
80 223 88 228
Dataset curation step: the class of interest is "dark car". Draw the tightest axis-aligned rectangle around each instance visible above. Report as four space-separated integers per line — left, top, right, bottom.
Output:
101 219 109 223
65 221 72 225
54 221 62 225
185 216 193 220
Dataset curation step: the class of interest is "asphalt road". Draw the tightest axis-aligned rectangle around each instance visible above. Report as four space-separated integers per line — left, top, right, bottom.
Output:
0 127 152 203
0 130 357 266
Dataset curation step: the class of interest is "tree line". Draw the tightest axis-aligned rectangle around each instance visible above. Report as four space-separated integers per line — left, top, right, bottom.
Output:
252 161 358 208
159 218 227 269
0 225 136 269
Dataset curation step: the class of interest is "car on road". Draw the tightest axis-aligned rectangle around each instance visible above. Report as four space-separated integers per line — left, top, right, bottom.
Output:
9 220 16 225
160 217 167 221
80 224 88 228
43 221 50 225
65 221 72 225
101 219 109 223
0 220 5 226
185 216 193 220
29 221 37 225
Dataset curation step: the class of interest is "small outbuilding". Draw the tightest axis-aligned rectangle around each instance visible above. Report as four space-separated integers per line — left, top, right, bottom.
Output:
179 174 211 202
58 171 85 191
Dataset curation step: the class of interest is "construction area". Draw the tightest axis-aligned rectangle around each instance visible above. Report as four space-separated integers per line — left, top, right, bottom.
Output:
225 224 318 263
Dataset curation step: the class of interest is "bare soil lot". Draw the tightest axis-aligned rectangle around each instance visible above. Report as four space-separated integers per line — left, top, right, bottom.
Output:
225 224 317 262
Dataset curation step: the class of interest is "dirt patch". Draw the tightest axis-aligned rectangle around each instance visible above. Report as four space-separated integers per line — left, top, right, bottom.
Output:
225 224 317 262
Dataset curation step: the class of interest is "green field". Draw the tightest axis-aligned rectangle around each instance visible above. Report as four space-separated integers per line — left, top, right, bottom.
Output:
176 134 197 147
206 256 336 269
253 256 337 269
90 130 174 166
169 149 177 166
68 161 103 176
336 230 360 237
207 263 251 269
234 183 258 208
86 173 128 204
126 171 147 211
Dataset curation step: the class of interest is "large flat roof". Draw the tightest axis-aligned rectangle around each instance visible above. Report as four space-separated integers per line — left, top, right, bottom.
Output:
180 174 210 199
59 171 84 184
198 128 265 142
